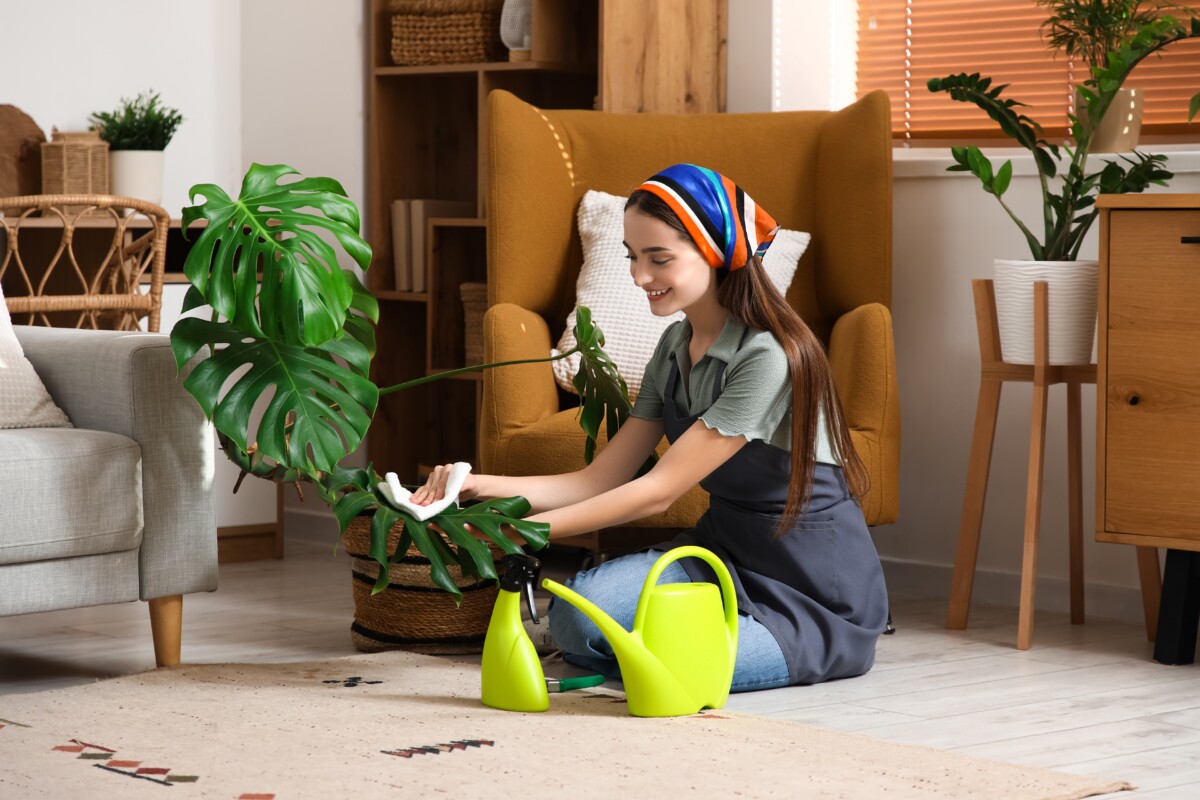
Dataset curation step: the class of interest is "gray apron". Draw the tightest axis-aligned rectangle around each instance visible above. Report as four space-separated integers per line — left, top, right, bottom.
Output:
661 353 889 685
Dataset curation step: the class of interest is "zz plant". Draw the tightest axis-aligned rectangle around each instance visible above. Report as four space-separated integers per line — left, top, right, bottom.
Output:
170 163 648 601
927 10 1199 261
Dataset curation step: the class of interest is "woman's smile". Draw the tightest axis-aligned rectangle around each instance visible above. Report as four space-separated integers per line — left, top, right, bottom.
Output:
646 287 672 302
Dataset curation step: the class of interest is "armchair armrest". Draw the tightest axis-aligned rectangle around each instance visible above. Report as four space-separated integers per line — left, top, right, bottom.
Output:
479 303 561 471
828 303 900 526
14 326 217 598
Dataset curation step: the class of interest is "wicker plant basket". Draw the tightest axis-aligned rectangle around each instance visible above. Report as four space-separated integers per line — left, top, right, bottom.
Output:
390 0 505 66
40 129 109 212
343 513 502 654
460 281 487 364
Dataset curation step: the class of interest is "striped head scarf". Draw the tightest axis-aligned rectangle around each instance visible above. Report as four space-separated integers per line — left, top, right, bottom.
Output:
635 164 780 271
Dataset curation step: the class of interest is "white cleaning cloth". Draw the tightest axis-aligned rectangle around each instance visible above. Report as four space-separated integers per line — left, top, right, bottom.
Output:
377 462 473 521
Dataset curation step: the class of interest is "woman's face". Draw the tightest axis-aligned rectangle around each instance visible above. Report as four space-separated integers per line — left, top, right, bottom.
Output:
624 208 716 317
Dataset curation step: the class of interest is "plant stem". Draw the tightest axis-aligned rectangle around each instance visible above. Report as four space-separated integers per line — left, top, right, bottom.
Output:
995 194 1045 260
378 349 578 395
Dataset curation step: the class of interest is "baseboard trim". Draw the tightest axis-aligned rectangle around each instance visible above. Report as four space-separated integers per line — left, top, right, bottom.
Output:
880 556 1148 625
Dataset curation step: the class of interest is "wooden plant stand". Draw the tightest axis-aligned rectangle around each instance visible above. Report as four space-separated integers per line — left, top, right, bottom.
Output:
945 279 1160 649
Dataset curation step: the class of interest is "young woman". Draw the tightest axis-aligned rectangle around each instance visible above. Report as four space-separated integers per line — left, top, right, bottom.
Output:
412 164 889 690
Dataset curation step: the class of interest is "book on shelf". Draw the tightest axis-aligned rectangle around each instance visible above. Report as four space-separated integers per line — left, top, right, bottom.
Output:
408 199 473 293
390 199 411 292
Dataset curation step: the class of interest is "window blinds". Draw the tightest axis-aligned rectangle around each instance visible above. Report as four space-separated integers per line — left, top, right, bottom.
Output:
857 0 1200 139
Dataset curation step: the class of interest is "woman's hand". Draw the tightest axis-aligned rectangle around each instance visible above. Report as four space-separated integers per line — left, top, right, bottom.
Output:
409 463 478 506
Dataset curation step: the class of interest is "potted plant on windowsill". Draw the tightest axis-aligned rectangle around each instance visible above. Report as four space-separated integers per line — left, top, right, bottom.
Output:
89 91 184 207
928 5 1199 365
169 162 645 648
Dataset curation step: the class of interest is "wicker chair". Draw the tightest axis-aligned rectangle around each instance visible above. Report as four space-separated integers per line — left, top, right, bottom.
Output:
0 194 168 332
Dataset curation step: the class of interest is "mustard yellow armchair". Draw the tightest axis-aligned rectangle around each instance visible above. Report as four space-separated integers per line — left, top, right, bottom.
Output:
481 90 899 541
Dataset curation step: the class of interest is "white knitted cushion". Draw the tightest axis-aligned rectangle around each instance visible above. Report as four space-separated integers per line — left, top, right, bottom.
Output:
0 284 73 429
551 189 810 398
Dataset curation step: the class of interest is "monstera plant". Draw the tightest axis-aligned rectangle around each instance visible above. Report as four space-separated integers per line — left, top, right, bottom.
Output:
170 163 645 601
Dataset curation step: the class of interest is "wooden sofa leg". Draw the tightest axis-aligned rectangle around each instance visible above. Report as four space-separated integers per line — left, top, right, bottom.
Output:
148 595 183 667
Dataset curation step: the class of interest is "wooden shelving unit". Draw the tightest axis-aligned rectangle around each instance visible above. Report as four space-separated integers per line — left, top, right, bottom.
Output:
364 0 600 477
365 0 725 480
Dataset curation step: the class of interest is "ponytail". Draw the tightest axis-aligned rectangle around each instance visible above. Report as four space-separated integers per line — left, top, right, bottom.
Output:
717 258 869 534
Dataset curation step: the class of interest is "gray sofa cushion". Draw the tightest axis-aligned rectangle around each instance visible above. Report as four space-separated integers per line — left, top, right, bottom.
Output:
0 428 142 564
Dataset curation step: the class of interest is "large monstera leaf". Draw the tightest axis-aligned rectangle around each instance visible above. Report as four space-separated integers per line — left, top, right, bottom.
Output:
330 472 550 604
172 317 378 474
181 162 372 348
170 164 378 475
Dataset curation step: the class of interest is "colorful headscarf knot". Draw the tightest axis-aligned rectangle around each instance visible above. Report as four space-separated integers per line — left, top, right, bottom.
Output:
635 164 780 271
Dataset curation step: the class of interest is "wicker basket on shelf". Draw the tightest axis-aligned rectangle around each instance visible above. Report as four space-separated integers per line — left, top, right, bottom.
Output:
460 281 487 365
343 513 502 654
40 129 109 212
389 0 505 66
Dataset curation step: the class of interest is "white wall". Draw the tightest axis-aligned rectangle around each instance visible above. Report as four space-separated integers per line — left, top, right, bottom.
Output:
239 0 368 540
239 0 366 212
0 0 242 216
0 0 364 537
743 1 1200 622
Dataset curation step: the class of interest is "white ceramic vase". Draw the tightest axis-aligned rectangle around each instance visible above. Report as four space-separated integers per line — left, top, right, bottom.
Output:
1077 86 1144 153
109 150 164 206
992 259 1098 365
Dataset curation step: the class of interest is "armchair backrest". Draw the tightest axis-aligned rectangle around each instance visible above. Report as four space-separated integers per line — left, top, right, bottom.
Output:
487 90 892 342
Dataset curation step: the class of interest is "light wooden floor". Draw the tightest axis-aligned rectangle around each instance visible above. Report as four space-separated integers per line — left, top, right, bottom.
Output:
3 535 1199 798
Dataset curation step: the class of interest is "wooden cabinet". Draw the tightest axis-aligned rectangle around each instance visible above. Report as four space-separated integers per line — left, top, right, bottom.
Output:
1097 195 1200 550
364 0 726 480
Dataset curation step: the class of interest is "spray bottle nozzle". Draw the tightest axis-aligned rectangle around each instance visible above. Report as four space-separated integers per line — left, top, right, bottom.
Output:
499 553 542 624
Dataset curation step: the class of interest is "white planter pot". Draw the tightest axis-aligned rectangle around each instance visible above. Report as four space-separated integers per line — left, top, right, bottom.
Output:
992 259 1098 365
109 150 164 206
1077 86 1144 153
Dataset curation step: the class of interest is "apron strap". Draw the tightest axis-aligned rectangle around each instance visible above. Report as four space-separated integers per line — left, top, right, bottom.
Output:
710 360 727 404
664 354 680 399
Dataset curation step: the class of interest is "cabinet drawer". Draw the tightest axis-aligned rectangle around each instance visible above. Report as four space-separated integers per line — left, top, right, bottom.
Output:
1108 210 1200 331
1104 209 1200 540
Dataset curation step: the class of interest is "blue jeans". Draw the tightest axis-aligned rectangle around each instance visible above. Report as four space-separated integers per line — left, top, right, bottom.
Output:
547 551 791 692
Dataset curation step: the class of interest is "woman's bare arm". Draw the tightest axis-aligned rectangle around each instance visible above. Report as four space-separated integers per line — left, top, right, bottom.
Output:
411 416 666 514
524 420 747 539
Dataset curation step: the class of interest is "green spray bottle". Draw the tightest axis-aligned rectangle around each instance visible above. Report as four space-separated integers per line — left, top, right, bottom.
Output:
480 553 548 712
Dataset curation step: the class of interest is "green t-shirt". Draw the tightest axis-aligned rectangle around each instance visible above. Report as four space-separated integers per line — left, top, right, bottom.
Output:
630 316 837 464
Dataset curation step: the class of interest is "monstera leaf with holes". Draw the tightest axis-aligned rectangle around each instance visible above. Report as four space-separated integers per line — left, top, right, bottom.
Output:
327 467 550 603
169 164 650 599
171 163 380 475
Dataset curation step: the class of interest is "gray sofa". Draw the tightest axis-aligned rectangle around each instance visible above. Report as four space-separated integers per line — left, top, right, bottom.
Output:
0 326 217 667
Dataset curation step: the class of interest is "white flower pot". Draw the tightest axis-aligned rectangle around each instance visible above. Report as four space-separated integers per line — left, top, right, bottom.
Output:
992 259 1098 365
109 150 164 206
1077 86 1144 153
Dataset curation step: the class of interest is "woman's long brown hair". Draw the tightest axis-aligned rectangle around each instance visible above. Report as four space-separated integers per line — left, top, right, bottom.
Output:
627 190 869 533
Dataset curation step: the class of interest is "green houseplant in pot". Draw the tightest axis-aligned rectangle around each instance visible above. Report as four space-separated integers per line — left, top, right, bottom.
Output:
89 90 184 207
1041 0 1186 151
169 163 645 650
927 4 1199 365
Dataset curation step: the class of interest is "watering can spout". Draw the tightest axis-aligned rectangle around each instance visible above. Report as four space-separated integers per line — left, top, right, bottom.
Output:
541 546 738 718
541 578 692 715
541 579 642 662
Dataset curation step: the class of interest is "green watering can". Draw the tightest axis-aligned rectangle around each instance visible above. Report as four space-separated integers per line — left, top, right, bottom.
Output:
542 546 739 718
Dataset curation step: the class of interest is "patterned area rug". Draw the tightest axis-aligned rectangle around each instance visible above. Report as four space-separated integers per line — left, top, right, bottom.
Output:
0 651 1130 799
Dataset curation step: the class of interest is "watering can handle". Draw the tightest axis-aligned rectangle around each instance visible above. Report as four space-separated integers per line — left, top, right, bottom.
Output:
633 546 739 647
